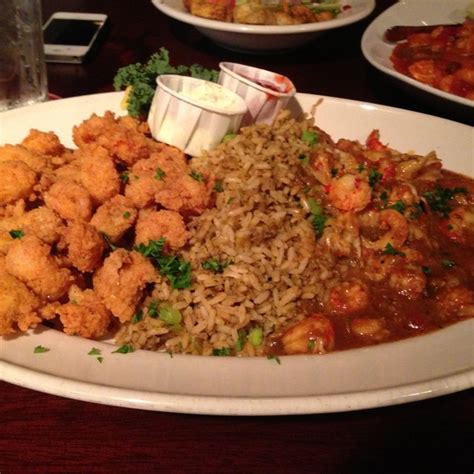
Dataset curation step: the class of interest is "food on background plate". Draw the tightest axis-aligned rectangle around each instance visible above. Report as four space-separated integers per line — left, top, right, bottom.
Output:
1 105 473 356
183 0 345 25
387 19 474 100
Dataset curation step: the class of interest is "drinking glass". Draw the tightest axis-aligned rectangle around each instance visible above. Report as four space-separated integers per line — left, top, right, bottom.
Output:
0 0 48 112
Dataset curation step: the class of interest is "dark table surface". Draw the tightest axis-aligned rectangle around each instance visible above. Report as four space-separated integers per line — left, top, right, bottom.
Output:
1 0 473 472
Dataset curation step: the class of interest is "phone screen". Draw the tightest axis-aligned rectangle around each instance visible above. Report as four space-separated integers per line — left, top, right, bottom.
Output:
44 19 103 46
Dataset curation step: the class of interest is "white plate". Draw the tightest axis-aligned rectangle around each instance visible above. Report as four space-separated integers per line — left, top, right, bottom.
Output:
0 92 473 415
152 0 375 53
361 0 474 109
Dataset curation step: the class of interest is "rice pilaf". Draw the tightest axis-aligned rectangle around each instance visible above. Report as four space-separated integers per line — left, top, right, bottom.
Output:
116 111 338 355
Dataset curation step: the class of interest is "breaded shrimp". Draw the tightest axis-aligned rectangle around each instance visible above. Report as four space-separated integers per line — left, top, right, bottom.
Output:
61 221 105 272
44 179 93 222
21 129 65 157
0 270 42 335
53 160 82 184
90 195 137 243
19 207 64 244
0 144 48 173
56 285 112 338
5 234 73 300
73 111 161 166
135 209 189 250
125 150 187 209
93 249 156 322
78 145 120 204
0 161 37 205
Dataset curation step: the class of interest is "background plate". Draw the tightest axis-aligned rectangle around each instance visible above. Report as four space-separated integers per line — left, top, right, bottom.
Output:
152 0 375 52
0 92 473 415
361 0 474 111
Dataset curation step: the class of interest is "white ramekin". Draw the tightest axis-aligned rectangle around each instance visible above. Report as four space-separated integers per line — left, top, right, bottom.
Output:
148 75 248 156
218 62 296 126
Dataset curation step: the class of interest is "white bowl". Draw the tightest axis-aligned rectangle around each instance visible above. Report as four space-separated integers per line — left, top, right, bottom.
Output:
148 75 247 156
152 0 376 53
219 62 296 125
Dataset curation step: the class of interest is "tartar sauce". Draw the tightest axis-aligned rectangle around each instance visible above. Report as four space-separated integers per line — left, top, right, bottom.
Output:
180 82 241 110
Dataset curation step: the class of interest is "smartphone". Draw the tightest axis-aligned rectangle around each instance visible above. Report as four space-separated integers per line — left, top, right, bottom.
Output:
43 12 108 64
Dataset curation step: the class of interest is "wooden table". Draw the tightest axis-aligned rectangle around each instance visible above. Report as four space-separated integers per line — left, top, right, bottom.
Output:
1 0 473 471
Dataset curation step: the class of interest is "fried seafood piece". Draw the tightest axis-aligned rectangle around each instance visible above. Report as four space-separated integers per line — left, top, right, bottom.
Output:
0 270 42 335
0 144 48 173
93 249 156 322
125 151 214 215
56 285 112 338
125 149 187 208
44 179 93 222
21 129 65 157
135 209 189 251
279 314 335 355
52 159 82 184
0 161 37 205
186 0 233 21
72 111 162 166
19 207 65 245
61 221 105 272
78 145 120 204
90 195 137 243
5 234 73 300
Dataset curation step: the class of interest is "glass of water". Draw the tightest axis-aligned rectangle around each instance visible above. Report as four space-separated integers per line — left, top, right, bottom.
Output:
0 0 48 112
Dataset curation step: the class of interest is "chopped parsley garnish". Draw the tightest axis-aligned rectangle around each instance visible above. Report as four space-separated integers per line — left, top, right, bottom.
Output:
382 242 406 257
409 202 424 220
368 168 383 188
97 357 104 363
222 133 236 144
136 239 192 289
235 329 246 352
123 211 131 219
422 266 432 275
88 347 101 356
389 200 406 214
159 305 182 326
301 130 319 146
307 339 316 351
307 198 327 237
155 167 166 180
441 259 456 268
135 237 166 257
202 259 232 273
380 191 389 207
330 168 339 178
298 154 310 166
423 186 467 217
119 171 129 184
9 229 24 239
303 186 312 195
113 344 135 354
190 170 204 182
131 309 143 324
34 345 49 354
248 327 263 346
266 354 281 365
148 299 159 318
358 163 366 172
101 233 118 250
213 180 224 193
212 347 231 356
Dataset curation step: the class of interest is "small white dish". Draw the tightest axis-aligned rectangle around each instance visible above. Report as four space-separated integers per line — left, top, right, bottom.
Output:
152 0 376 53
148 75 247 156
361 0 474 110
218 62 296 126
0 91 473 415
